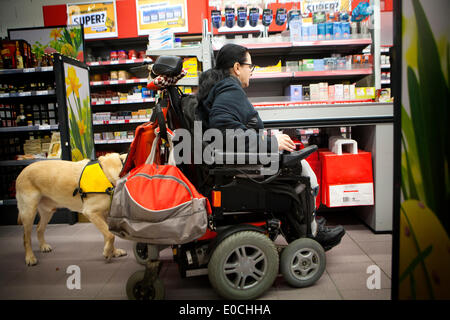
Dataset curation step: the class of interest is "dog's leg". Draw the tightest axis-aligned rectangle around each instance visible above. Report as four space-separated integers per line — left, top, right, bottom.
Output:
83 210 127 261
37 201 56 253
17 192 40 266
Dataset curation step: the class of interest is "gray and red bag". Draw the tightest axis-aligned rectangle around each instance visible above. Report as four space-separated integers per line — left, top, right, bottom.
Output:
108 130 211 244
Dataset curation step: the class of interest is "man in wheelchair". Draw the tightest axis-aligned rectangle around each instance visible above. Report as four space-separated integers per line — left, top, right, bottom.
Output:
193 43 345 251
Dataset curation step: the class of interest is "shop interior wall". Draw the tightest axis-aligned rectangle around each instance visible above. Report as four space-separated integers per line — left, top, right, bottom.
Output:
1 0 393 39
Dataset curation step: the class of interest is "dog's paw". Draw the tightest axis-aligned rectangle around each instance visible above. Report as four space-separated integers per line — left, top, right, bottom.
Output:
40 243 53 253
113 248 127 258
26 255 38 266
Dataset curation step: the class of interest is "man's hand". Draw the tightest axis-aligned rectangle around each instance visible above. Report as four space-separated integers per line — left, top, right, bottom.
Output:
275 133 296 152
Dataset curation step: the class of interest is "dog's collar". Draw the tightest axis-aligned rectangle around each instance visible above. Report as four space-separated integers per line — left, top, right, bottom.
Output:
73 160 114 200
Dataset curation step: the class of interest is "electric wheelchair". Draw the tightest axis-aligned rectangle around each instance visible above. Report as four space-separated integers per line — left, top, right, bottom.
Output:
123 56 326 300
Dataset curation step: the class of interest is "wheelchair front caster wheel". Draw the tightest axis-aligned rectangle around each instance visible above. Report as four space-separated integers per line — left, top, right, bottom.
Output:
280 238 326 288
133 242 150 265
126 270 165 300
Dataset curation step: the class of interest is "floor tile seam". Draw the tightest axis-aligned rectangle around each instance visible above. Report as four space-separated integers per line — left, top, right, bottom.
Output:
350 237 392 281
324 270 344 300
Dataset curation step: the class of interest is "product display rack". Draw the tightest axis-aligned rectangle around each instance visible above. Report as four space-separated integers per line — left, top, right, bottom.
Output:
0 64 74 225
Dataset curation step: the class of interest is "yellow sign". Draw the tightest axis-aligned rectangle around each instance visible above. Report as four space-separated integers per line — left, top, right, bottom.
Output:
67 1 118 39
136 0 188 35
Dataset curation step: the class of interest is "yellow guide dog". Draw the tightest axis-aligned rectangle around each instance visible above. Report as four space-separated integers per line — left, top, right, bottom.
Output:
15 153 127 266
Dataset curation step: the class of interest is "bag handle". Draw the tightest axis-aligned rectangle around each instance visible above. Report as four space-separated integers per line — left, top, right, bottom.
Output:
146 128 176 166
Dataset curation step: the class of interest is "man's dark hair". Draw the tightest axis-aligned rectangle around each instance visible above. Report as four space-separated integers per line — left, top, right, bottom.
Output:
197 43 249 102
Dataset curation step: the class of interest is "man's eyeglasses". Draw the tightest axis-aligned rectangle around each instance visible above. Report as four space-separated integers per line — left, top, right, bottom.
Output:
240 62 255 72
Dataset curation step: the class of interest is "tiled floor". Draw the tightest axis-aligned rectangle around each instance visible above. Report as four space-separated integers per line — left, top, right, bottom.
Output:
0 212 392 300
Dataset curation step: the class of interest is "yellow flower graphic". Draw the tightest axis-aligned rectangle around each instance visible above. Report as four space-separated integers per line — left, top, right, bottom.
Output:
50 28 62 41
65 66 82 98
77 119 87 135
61 43 75 57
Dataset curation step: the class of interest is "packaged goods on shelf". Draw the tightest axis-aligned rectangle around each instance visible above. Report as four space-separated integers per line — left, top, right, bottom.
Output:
285 61 298 72
302 59 314 71
310 83 320 101
376 88 391 102
319 82 328 101
182 57 198 78
148 28 174 50
254 60 282 73
285 85 303 101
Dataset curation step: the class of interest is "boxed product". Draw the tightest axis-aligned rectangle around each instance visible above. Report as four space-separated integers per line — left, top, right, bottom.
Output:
350 84 356 100
310 83 320 101
328 85 335 101
285 85 303 101
355 87 366 99
334 84 344 100
148 28 174 50
302 59 314 71
343 85 350 100
319 82 328 101
313 59 325 71
183 57 198 78
303 86 310 101
365 87 376 99
285 61 299 72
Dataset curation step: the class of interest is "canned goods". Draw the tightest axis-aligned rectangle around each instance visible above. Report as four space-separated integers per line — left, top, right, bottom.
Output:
110 51 118 61
118 70 128 80
128 50 137 60
110 71 118 80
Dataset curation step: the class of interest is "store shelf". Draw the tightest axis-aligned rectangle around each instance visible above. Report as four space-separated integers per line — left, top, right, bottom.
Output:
87 58 152 67
93 118 151 125
0 90 56 99
255 102 393 127
0 199 17 206
0 66 53 75
146 46 203 59
91 97 156 106
213 37 372 54
0 159 57 166
94 138 134 145
0 124 58 133
90 79 148 86
250 68 372 81
178 77 199 86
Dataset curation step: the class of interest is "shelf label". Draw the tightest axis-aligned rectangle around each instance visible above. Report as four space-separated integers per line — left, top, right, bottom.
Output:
36 90 49 96
39 125 51 130
0 93 8 98
19 92 32 97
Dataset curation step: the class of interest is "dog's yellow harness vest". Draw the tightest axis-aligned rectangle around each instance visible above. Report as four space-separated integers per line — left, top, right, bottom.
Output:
73 160 114 200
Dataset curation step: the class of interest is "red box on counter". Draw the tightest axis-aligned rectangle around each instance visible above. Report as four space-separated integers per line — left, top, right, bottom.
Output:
319 149 374 208
305 149 323 209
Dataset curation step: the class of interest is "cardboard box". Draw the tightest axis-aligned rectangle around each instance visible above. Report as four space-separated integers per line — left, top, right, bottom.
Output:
310 84 320 101
335 84 344 100
285 85 303 101
319 82 328 101
183 57 198 78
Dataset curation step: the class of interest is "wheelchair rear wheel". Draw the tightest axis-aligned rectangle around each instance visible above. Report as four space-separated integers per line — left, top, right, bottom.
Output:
208 231 279 300
280 238 326 288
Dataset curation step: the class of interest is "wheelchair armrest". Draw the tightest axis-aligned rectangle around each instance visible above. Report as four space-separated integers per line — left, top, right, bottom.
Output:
281 145 318 168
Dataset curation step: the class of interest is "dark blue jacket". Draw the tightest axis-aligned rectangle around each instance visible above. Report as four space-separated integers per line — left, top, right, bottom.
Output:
201 76 276 153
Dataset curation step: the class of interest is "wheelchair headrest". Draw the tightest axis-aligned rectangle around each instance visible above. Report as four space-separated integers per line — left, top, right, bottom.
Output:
152 56 183 77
